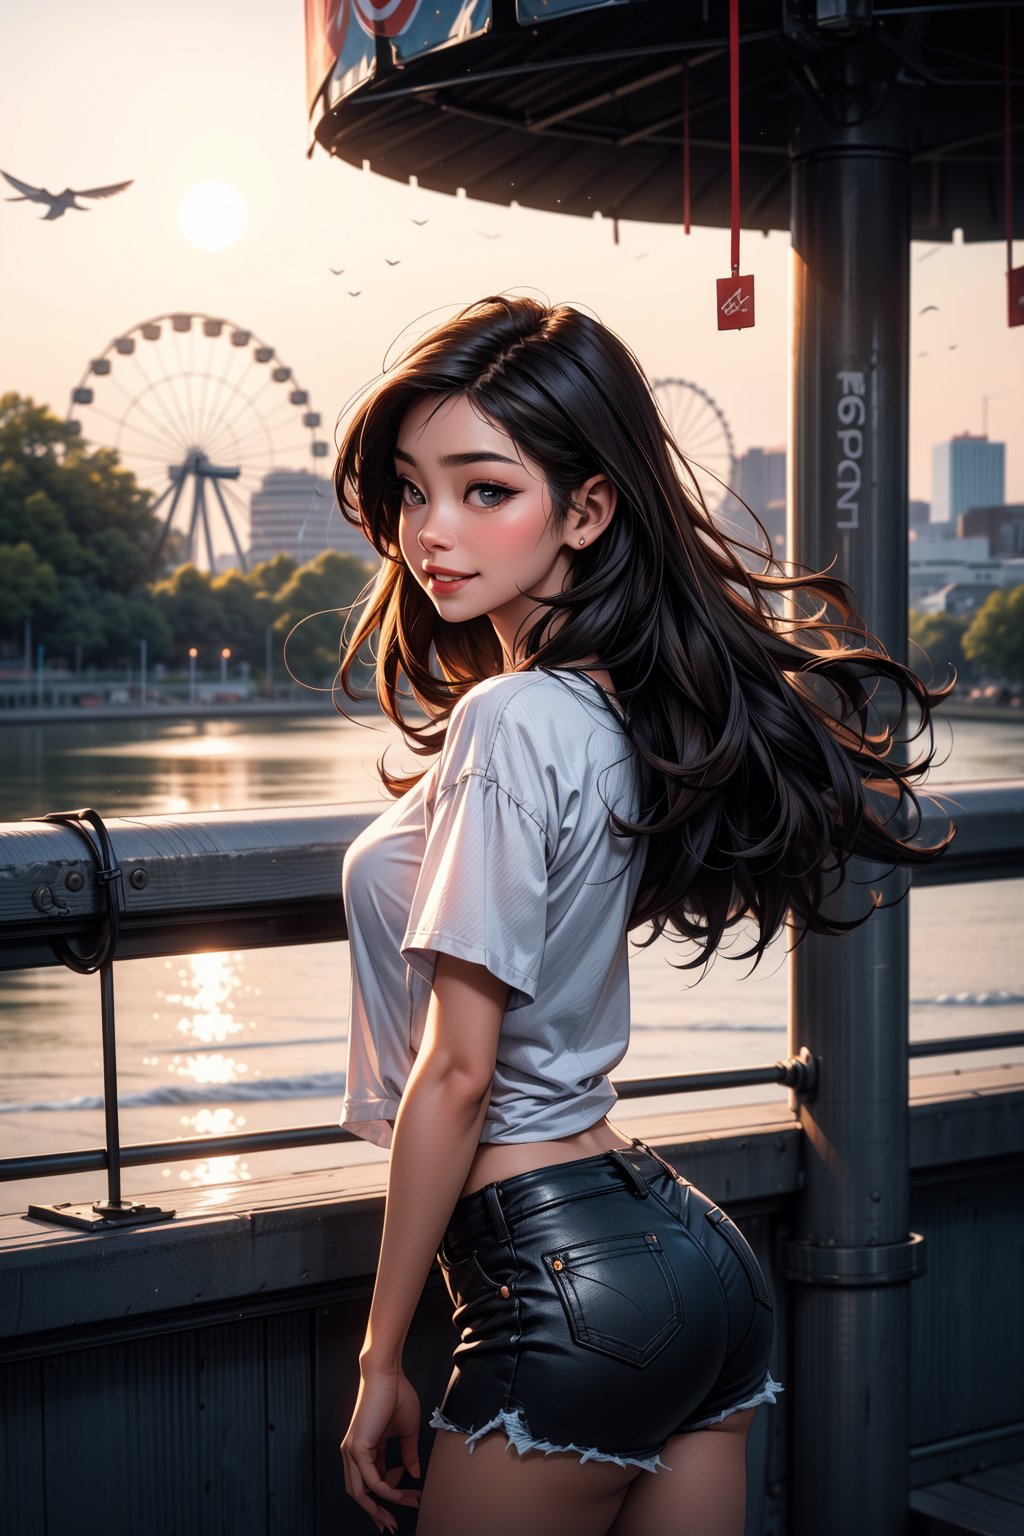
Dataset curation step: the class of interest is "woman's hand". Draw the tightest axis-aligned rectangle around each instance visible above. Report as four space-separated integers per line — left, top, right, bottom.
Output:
339 1361 422 1534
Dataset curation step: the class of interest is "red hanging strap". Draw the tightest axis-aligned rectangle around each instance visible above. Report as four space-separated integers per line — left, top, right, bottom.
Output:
730 0 740 275
1006 6 1024 326
1006 6 1014 271
683 59 691 235
716 0 754 329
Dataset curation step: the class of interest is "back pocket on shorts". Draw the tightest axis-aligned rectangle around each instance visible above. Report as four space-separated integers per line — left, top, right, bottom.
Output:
542 1230 684 1369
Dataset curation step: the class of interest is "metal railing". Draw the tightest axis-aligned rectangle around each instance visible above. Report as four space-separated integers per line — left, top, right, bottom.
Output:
1 780 1022 1221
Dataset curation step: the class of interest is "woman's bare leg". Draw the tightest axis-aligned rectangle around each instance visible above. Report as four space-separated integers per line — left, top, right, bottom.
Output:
416 1426 640 1536
606 1409 757 1536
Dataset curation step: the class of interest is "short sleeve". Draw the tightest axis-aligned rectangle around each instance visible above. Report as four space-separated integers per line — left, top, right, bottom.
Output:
400 688 550 1010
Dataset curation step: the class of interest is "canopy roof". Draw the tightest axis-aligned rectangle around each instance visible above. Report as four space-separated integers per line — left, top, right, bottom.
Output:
307 0 1023 242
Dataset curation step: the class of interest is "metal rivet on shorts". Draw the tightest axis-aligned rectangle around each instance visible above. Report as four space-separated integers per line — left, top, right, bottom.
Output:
551 1258 563 1271
499 1285 510 1298
646 1234 657 1243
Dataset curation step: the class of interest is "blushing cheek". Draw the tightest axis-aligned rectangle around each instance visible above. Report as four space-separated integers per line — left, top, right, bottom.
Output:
482 509 548 567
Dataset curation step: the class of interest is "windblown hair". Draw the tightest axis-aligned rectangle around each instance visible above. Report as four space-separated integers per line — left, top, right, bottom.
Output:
333 294 956 973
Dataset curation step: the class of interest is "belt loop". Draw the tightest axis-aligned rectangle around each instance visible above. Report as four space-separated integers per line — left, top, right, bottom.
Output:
631 1137 678 1182
483 1182 511 1245
607 1148 650 1198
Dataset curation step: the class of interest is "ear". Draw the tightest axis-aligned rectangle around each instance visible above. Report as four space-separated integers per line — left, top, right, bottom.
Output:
565 473 617 551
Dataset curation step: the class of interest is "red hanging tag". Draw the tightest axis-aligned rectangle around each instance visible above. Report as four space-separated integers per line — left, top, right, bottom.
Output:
1009 267 1024 328
1006 10 1023 326
717 0 754 330
717 275 755 329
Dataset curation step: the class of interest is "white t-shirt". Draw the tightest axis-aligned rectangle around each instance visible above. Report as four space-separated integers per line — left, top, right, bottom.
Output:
339 666 648 1147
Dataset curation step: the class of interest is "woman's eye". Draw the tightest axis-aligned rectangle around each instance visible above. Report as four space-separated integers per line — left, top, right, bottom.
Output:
469 482 514 508
396 478 513 510
397 478 425 506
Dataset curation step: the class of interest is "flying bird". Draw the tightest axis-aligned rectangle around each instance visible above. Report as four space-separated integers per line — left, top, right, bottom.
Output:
2 169 133 220
918 304 940 315
411 218 429 226
329 267 346 275
475 229 501 240
915 245 942 264
348 290 362 297
384 258 401 266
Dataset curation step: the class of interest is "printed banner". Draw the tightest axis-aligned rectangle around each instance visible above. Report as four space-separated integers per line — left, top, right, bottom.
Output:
308 1 492 112
306 0 426 113
390 1 491 64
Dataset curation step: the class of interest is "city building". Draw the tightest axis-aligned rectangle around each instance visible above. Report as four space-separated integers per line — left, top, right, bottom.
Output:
930 433 1005 527
732 446 786 552
959 504 1024 558
909 530 1017 613
908 499 930 530
247 470 377 568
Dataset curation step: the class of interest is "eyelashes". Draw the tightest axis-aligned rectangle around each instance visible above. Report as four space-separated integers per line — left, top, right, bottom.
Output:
396 477 515 510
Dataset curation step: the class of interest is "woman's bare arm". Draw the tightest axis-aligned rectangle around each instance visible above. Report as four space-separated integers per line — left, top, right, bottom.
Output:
359 950 509 1372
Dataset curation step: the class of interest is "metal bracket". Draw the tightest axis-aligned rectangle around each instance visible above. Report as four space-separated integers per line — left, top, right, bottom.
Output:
781 1231 926 1287
21 809 176 1231
26 1197 177 1232
775 1046 818 1097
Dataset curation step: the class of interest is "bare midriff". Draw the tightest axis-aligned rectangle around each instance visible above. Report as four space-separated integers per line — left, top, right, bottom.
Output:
458 1115 635 1199
380 1115 637 1200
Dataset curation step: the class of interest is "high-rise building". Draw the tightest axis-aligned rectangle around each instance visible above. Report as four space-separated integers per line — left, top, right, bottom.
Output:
959 504 1024 558
732 446 786 552
930 433 1005 526
247 470 377 568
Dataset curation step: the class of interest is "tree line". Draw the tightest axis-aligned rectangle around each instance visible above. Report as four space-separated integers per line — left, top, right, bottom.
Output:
0 393 377 687
1 391 1022 691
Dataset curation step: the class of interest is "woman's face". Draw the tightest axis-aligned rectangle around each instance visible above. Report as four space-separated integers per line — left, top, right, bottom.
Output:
395 393 579 664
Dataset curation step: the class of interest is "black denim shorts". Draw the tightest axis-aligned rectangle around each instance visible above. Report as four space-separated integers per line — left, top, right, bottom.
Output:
430 1136 781 1473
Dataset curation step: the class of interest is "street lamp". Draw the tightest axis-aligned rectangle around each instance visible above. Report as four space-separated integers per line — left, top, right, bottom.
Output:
220 647 231 689
188 647 198 708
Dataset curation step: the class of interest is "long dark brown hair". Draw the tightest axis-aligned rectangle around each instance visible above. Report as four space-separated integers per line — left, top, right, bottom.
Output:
332 294 956 973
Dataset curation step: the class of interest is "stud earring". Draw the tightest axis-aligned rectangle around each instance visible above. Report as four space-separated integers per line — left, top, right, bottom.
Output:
578 537 585 545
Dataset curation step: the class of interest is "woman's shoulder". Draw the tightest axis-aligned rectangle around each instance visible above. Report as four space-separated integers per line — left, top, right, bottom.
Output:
439 670 578 795
451 667 566 727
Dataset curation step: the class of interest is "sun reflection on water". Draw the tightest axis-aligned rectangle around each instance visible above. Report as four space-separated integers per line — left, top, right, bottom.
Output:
173 951 246 1048
160 952 256 1190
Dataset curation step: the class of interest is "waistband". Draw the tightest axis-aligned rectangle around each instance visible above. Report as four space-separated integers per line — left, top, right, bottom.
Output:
444 1137 682 1253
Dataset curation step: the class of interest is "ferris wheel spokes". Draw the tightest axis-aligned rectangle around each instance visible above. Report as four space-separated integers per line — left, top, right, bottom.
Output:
68 312 331 574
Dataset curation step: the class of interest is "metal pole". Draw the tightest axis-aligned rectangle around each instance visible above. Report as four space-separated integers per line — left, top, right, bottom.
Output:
139 638 147 709
785 72 923 1536
36 643 44 708
98 959 124 1209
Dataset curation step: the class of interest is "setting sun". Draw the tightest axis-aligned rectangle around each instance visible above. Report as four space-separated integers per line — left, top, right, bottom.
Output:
177 180 249 251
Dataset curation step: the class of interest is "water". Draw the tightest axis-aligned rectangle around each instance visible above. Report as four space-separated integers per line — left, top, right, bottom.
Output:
1 708 1021 1217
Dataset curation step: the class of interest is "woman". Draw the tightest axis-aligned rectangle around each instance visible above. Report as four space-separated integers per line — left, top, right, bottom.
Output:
332 295 955 1535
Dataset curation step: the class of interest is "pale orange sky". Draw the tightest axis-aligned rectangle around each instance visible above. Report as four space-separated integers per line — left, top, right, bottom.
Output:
2 0 1021 523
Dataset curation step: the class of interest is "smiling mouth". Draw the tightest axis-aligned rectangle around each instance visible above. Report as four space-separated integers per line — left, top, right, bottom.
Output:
427 572 476 589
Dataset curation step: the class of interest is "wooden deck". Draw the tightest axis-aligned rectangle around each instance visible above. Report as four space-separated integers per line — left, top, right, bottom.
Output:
911 1460 1024 1534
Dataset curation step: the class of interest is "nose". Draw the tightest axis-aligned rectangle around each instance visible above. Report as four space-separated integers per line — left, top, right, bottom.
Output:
415 501 458 554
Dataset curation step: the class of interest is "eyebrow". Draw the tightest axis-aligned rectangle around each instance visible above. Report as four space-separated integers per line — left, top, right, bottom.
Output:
394 447 521 470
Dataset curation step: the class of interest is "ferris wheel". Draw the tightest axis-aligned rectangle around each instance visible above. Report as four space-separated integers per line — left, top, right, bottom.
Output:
66 312 331 572
651 378 737 520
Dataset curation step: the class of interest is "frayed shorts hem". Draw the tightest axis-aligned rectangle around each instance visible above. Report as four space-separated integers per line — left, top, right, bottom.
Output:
428 1404 672 1474
681 1372 785 1432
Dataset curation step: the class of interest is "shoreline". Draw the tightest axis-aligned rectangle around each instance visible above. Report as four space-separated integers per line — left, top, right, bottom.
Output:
0 698 385 725
0 698 1019 726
